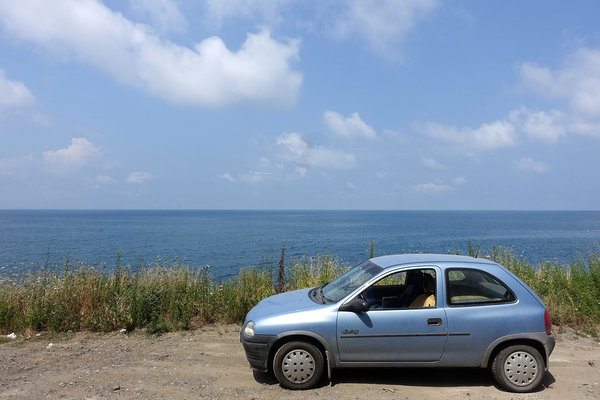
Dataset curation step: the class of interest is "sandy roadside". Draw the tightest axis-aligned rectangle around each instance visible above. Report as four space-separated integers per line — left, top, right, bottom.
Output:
1 325 599 400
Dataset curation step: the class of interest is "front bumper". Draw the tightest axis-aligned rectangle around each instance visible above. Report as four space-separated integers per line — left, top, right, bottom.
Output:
240 333 277 371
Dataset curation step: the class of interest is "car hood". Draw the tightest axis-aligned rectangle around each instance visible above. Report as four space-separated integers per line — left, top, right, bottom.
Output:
245 287 324 323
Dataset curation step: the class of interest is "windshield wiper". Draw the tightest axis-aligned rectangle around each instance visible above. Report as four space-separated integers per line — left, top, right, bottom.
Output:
309 284 329 304
320 284 334 303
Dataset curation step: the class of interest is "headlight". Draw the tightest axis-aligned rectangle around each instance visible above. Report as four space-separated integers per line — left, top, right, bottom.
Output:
243 321 255 337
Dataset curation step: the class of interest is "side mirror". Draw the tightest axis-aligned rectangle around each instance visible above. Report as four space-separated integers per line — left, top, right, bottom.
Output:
339 298 370 313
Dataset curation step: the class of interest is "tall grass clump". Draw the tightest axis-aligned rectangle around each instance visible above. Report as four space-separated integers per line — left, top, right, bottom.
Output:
0 256 274 335
488 247 600 335
1 246 600 336
285 252 349 291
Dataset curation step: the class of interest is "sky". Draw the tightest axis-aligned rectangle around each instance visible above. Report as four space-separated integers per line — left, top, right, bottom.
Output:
1 0 599 210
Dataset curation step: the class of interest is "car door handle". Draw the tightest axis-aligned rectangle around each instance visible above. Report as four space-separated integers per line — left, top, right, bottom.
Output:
427 318 442 326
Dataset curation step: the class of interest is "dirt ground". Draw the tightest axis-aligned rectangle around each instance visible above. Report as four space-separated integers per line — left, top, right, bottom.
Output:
1 325 599 400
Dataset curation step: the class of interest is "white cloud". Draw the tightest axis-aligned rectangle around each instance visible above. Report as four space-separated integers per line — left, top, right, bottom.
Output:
276 132 356 169
510 107 567 143
323 110 376 139
0 0 302 107
421 157 444 169
519 47 600 139
513 158 550 174
220 172 236 182
346 181 358 191
295 166 307 177
128 0 187 33
519 63 558 97
201 0 286 28
412 176 465 194
239 170 270 183
127 171 153 183
0 69 35 107
520 48 600 118
91 174 117 184
416 119 516 151
452 176 467 186
567 118 600 138
333 0 438 58
412 182 450 194
42 137 102 171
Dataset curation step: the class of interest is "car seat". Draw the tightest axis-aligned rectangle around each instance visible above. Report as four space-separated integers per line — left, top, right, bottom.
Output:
409 274 436 308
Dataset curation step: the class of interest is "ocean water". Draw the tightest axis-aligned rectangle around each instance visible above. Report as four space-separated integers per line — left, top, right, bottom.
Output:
1 210 599 279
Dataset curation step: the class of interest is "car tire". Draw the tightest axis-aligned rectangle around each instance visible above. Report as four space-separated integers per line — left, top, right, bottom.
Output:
492 344 545 393
273 341 324 390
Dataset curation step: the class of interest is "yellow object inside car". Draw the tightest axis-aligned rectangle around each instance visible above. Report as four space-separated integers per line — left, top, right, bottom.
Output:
409 294 436 308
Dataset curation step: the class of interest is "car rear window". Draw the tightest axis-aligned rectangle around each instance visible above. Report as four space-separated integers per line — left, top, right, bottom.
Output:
446 268 516 306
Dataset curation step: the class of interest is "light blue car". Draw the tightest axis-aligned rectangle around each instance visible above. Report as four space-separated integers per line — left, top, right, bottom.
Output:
241 254 555 392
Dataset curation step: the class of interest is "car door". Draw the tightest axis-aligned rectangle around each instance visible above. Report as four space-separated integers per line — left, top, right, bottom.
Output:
442 267 519 366
336 267 448 362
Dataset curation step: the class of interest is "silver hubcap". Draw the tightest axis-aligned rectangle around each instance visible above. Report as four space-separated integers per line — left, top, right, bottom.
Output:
504 350 538 387
281 349 315 384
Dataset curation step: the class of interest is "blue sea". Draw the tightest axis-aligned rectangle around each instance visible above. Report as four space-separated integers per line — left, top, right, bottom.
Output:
1 210 599 279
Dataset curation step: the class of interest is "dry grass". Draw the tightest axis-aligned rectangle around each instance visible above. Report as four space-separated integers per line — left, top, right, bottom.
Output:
1 248 599 335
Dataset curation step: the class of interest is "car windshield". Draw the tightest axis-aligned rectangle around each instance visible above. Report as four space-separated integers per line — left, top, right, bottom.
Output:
322 260 383 302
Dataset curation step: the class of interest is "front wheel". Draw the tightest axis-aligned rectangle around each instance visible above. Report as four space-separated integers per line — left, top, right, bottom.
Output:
492 345 545 392
273 341 324 390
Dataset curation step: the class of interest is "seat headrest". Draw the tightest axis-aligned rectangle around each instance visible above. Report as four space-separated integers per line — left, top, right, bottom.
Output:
423 275 435 293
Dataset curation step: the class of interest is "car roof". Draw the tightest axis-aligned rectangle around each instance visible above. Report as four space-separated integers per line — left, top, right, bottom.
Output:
370 254 498 269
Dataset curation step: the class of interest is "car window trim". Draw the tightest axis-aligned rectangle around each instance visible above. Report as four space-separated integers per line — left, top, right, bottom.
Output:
359 265 440 310
445 267 517 307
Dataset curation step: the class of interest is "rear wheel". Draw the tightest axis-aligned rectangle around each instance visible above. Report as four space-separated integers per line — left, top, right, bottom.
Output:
273 341 324 390
492 344 545 392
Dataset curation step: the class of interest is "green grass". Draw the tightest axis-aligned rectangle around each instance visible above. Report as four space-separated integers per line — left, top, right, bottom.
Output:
491 247 600 335
1 247 599 336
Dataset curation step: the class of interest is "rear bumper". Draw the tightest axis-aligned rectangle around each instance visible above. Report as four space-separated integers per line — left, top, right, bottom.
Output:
545 334 556 367
241 333 277 372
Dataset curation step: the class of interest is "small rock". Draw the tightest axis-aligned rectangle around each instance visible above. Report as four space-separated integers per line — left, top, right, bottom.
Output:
113 384 120 391
46 343 54 349
7 333 17 339
589 360 596 367
120 328 127 333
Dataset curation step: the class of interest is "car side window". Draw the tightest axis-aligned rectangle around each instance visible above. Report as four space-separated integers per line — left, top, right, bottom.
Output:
362 269 436 309
446 268 516 306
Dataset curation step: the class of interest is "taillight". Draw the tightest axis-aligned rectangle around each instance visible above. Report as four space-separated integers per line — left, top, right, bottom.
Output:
544 309 552 335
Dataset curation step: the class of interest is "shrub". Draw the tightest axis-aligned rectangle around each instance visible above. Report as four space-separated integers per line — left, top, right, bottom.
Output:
0 247 598 335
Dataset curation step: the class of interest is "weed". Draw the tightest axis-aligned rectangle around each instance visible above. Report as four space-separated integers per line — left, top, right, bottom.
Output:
0 247 599 335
